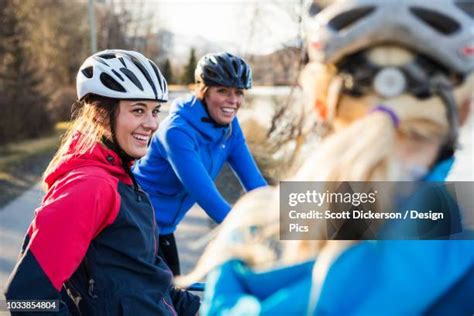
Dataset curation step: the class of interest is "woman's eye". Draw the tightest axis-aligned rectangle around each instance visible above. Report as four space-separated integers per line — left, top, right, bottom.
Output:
236 90 244 96
152 109 161 116
217 88 227 94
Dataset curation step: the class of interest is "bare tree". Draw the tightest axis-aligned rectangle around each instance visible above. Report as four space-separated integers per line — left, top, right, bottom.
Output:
0 0 51 144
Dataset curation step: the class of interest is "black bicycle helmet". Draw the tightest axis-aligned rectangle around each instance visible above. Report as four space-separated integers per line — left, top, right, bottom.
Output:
195 52 253 89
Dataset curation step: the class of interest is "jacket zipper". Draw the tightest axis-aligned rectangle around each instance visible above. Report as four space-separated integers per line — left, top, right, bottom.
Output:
88 279 98 299
139 188 159 256
162 297 177 316
225 123 232 140
84 257 98 299
151 202 158 256
64 280 83 315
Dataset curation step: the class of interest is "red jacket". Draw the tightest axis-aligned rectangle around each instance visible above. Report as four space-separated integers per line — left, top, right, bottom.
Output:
5 134 200 315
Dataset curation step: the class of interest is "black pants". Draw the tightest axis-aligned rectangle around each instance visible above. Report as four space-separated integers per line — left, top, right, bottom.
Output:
158 233 181 276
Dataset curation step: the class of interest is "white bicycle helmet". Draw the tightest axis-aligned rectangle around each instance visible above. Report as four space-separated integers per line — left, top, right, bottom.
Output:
76 49 168 102
306 0 474 76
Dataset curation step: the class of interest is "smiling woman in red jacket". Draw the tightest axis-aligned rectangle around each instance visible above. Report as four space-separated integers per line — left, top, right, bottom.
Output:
4 49 200 315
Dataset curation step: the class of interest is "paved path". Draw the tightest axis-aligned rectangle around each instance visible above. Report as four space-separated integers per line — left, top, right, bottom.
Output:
0 184 43 291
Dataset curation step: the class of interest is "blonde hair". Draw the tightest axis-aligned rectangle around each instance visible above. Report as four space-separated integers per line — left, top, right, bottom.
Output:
194 82 208 100
42 95 118 191
297 46 457 181
176 46 474 288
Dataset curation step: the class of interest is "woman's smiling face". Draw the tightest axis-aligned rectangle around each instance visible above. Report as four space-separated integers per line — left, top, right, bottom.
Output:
204 86 244 125
114 100 161 158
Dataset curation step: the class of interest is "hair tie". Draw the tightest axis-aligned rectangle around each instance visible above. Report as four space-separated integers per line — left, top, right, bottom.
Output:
369 104 400 128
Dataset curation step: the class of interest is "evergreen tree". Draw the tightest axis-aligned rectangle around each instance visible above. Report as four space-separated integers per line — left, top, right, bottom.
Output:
161 58 174 84
182 48 197 85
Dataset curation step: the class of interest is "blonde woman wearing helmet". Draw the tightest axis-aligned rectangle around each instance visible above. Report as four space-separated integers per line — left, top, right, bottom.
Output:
132 52 267 276
176 1 474 315
5 50 200 315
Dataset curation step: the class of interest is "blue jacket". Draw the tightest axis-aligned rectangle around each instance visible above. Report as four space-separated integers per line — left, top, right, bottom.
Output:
202 159 474 315
132 95 267 234
204 242 474 315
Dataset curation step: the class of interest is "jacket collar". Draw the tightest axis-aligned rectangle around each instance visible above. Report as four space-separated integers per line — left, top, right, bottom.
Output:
44 132 133 188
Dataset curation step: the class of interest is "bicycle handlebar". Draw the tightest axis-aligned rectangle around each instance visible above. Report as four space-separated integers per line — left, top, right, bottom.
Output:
187 282 205 292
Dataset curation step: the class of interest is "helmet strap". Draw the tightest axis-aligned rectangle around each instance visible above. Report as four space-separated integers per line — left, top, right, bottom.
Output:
315 74 344 137
102 111 136 166
327 75 344 122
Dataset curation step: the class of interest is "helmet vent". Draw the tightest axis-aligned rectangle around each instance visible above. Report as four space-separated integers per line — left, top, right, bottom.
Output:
97 53 116 59
120 67 143 91
410 7 460 35
92 56 110 67
232 60 239 74
127 54 157 98
100 73 126 92
149 61 165 95
81 66 93 79
241 72 248 84
308 2 322 17
454 0 474 18
206 68 219 78
112 69 124 81
222 65 233 80
329 6 375 31
118 57 127 68
209 58 217 65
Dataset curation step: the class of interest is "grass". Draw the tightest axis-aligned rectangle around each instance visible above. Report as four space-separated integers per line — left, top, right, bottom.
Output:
0 123 67 207
0 135 60 172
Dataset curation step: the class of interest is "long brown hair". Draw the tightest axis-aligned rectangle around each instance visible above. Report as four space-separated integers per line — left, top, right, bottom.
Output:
42 95 118 190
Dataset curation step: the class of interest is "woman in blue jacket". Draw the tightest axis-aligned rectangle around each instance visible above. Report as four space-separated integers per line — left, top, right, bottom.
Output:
176 0 474 314
132 52 267 275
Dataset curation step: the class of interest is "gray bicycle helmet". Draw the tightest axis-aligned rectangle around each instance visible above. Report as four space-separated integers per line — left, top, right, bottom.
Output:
305 0 474 161
77 49 168 102
306 0 474 76
195 52 252 89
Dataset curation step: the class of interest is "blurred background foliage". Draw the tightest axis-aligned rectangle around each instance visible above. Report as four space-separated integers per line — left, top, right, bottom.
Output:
0 0 133 145
0 0 309 182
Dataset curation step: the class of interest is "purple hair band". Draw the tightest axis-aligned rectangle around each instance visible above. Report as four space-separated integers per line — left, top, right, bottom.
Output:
369 105 400 128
